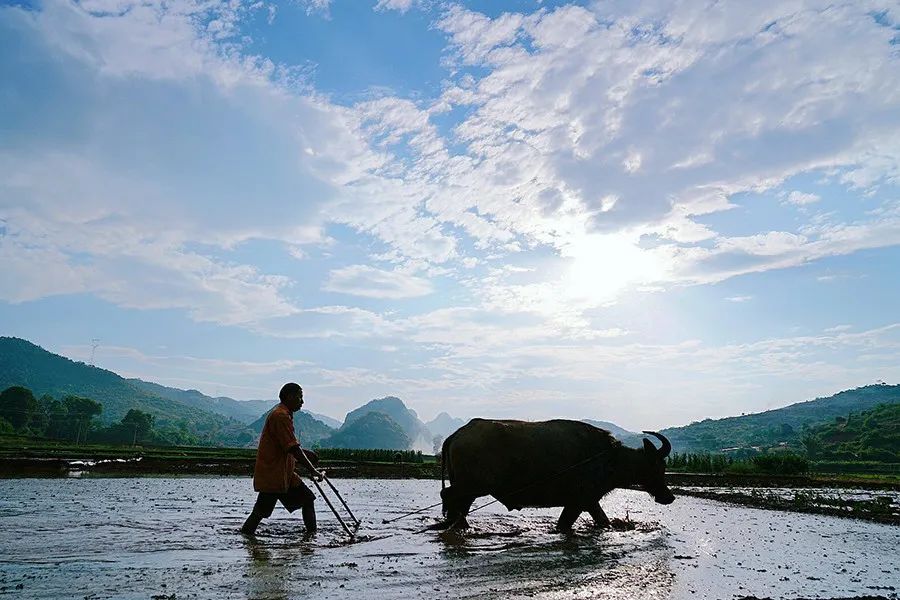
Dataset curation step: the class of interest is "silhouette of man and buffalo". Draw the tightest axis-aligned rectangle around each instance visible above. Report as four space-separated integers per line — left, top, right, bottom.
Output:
245 382 674 537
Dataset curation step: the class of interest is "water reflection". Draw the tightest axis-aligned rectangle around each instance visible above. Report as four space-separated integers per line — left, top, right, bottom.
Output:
242 532 317 600
428 514 673 599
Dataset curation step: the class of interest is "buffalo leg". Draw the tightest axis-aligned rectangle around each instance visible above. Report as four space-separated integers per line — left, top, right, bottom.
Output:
556 505 582 531
428 486 474 530
587 503 610 528
448 495 474 529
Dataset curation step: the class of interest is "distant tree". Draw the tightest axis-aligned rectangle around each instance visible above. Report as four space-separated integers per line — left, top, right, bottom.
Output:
801 431 822 459
121 409 154 445
42 397 69 439
63 395 102 444
25 394 55 436
0 386 38 431
0 416 14 434
432 434 444 455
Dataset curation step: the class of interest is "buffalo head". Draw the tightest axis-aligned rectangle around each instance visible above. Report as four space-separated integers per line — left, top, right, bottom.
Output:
639 431 675 505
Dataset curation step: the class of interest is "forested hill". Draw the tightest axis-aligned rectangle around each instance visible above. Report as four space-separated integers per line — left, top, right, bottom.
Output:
805 403 900 462
661 384 900 453
0 337 254 445
343 396 432 451
128 379 271 424
321 412 411 450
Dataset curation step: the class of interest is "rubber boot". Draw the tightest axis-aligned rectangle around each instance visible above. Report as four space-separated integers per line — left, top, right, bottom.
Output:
301 502 317 532
241 511 264 536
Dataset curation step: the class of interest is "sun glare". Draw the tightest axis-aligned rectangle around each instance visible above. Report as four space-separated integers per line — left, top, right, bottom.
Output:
560 234 663 303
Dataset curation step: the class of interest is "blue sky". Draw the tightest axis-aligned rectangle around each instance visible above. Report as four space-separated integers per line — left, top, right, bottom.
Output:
2 0 900 429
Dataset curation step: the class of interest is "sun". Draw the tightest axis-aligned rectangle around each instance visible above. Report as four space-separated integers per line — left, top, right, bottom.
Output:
559 233 664 303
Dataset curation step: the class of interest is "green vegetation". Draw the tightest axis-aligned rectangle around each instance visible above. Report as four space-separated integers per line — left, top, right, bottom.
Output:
339 396 429 449
127 380 273 424
0 433 256 460
667 451 809 476
315 448 425 462
661 383 900 453
801 402 900 462
0 339 424 451
0 384 193 446
322 412 412 449
0 432 433 477
666 402 900 478
0 337 257 446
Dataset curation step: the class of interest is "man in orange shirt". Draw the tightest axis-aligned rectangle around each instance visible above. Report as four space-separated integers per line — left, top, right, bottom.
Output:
241 382 324 536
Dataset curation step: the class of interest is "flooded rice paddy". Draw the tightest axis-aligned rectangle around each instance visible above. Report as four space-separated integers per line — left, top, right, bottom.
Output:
0 477 898 599
673 486 900 525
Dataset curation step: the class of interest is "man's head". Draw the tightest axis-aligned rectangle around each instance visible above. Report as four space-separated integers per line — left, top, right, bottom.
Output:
279 382 303 412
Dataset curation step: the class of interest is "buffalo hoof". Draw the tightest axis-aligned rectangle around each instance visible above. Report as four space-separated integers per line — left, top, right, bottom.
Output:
423 519 453 532
421 515 470 532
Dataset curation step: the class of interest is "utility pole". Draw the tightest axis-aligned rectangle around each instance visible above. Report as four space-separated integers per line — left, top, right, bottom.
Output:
89 338 101 366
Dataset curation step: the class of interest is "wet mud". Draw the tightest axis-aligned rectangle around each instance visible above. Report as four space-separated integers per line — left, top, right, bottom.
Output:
673 487 900 525
0 478 898 599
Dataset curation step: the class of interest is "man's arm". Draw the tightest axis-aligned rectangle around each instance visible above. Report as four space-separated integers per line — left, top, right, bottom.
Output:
271 410 325 480
290 444 324 481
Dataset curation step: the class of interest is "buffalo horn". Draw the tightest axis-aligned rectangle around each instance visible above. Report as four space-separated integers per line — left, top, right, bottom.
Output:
642 430 672 458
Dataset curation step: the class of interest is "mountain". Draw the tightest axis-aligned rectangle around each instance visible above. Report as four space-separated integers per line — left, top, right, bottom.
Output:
661 384 900 453
343 396 432 451
0 337 254 445
321 412 411 450
130 380 340 430
582 419 642 446
307 411 342 429
425 412 465 438
247 407 335 446
128 380 271 424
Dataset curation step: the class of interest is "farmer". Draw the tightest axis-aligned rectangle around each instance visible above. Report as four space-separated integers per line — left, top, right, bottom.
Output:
241 382 324 536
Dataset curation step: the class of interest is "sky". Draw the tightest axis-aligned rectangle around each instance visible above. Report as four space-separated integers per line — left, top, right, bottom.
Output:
1 0 900 430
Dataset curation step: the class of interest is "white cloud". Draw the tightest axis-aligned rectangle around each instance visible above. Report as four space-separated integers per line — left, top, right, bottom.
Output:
0 0 381 324
717 232 809 257
374 0 414 13
787 191 821 205
415 2 900 276
726 296 753 303
298 0 332 17
7 0 900 331
324 265 434 299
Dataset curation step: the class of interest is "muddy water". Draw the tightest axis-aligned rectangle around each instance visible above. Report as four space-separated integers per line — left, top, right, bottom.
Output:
0 478 897 599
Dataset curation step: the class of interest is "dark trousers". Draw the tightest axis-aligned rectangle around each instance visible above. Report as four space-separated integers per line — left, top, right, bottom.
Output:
252 481 316 517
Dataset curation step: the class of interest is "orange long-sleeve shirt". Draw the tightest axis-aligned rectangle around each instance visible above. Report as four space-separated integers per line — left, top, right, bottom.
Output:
253 403 302 493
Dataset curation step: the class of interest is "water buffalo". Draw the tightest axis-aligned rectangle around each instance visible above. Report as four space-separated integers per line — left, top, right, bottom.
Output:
431 418 674 531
